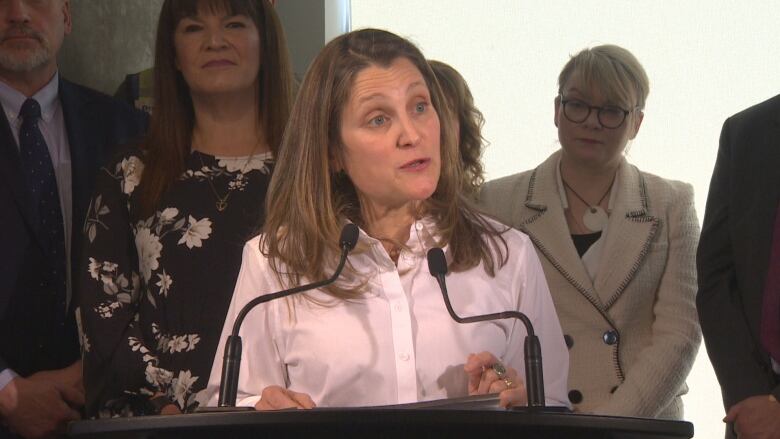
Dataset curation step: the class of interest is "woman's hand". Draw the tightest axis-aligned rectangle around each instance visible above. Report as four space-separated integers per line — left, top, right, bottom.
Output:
464 351 527 408
255 385 316 411
148 392 181 415
160 403 181 415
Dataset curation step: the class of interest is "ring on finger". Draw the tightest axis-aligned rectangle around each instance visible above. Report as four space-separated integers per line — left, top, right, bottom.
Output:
492 362 507 379
503 377 513 388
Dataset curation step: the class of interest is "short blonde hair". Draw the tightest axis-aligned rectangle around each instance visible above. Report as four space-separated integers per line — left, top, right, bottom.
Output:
558 44 649 110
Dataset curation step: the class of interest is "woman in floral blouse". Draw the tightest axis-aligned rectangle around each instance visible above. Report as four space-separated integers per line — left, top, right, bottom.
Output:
77 0 293 416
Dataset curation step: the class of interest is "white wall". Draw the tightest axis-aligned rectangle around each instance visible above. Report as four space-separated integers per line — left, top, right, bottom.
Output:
352 1 780 437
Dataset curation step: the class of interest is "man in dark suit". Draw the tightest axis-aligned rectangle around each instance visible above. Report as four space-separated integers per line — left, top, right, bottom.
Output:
698 94 780 439
0 1 146 437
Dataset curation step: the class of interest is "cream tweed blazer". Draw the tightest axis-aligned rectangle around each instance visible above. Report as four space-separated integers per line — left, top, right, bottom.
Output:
479 150 701 419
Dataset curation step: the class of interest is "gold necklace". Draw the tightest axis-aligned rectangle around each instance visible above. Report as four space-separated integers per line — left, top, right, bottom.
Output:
197 148 258 212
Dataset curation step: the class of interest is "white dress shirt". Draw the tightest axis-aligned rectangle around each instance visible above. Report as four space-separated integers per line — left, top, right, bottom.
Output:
203 216 569 408
555 157 619 281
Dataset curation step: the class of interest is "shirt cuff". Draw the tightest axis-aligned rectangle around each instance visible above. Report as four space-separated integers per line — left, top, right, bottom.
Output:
0 369 19 392
237 395 262 408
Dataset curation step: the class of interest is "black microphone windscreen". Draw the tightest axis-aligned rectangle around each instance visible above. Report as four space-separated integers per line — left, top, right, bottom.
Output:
340 223 359 251
426 248 448 276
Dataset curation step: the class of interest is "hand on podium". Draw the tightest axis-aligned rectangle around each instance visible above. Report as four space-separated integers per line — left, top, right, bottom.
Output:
255 385 316 411
464 351 526 409
724 394 780 439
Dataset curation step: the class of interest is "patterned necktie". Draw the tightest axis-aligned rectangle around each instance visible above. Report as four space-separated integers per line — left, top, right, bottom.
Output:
761 203 780 364
18 98 67 311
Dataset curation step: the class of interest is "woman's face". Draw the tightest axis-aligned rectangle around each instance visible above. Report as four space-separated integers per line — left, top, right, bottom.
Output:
555 72 643 170
173 8 261 98
338 57 441 214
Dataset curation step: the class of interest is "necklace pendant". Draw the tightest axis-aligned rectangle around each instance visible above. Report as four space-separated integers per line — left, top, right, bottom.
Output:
216 199 228 212
583 206 608 232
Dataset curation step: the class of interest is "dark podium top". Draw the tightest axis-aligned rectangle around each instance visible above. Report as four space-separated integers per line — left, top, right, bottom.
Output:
69 408 693 439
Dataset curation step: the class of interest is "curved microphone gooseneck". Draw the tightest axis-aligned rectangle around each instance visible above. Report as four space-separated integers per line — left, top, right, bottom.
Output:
426 247 546 408
217 224 360 407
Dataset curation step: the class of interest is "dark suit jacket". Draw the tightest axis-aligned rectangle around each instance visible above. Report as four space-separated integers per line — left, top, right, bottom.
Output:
0 77 147 377
697 94 780 415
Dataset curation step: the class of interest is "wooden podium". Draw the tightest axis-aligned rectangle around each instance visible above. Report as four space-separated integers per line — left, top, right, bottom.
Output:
69 407 694 438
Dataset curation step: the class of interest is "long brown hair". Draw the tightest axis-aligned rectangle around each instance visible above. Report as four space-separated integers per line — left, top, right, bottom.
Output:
137 0 294 215
429 60 486 196
262 29 506 298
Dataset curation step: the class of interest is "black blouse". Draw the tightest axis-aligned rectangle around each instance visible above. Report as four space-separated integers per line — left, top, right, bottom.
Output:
571 231 602 257
79 147 273 416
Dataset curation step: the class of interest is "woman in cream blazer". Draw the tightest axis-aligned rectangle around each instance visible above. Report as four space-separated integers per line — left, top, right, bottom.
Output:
479 45 700 419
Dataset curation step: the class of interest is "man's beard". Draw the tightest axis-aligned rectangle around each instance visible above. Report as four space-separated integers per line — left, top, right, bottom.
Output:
0 25 53 73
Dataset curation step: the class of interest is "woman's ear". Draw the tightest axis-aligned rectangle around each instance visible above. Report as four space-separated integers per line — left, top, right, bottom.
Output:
628 110 644 140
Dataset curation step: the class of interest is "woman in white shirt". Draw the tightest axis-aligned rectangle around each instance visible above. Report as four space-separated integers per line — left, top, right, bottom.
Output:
204 29 569 410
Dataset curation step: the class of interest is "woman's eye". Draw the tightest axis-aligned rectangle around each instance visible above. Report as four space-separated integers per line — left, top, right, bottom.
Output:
226 21 246 29
183 24 202 33
414 102 427 113
368 115 387 127
568 100 587 109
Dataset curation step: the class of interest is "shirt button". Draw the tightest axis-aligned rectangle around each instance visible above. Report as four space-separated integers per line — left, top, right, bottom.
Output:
399 353 410 361
415 223 423 231
602 330 618 345
394 303 403 312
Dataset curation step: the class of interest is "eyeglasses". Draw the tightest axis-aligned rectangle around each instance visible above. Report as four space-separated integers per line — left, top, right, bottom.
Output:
560 96 634 129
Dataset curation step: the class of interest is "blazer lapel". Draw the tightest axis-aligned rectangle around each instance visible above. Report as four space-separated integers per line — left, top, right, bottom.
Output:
763 109 780 220
747 106 780 314
593 161 658 309
518 152 606 310
58 78 94 243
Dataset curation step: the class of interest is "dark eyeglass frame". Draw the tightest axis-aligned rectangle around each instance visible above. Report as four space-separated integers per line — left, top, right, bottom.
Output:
559 96 635 129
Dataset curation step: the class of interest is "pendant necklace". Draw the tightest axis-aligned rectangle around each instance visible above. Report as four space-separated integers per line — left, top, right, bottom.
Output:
561 173 616 232
197 147 258 212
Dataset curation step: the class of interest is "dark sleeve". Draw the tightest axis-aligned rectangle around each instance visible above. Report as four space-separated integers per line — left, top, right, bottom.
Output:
696 117 779 409
77 153 162 416
112 103 148 149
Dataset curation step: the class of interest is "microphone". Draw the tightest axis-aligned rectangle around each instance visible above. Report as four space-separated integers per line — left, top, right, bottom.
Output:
426 247 546 408
217 224 360 408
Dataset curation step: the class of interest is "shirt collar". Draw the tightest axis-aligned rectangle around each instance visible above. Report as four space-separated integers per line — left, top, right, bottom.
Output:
0 71 60 124
350 215 445 260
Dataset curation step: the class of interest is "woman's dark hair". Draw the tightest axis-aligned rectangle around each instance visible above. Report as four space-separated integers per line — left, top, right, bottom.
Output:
137 0 294 215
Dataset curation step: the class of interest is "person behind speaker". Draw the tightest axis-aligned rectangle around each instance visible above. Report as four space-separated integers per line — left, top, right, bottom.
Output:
697 94 780 439
77 0 293 417
0 0 147 437
204 28 569 410
429 59 486 197
479 45 701 418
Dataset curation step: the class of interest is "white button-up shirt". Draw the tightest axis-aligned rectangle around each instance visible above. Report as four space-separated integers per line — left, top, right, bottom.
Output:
204 216 569 408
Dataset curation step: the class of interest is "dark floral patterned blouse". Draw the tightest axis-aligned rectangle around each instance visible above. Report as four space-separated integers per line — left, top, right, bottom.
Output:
78 147 273 417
